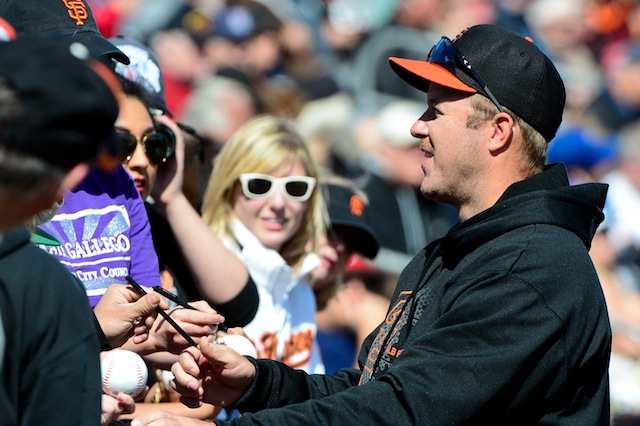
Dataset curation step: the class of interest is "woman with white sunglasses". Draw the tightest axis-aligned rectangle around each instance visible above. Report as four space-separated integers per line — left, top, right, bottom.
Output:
152 114 328 375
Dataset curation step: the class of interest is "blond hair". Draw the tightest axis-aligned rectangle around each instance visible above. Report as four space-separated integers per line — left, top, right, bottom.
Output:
468 94 548 175
201 115 327 271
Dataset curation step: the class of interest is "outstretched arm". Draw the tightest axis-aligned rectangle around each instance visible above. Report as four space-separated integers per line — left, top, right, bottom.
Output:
150 115 249 305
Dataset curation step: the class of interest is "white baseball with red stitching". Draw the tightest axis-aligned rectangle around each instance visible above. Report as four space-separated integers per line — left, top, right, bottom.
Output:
101 349 148 399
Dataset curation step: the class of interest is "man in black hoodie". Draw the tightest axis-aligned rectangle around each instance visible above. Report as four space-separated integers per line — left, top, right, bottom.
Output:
140 24 611 426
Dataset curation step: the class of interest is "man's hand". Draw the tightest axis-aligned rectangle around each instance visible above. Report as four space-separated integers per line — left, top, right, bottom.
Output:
171 336 256 409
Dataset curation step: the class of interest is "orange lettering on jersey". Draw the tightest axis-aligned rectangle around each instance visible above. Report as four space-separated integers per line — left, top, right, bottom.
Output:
366 346 380 364
386 346 405 358
62 0 89 26
386 298 408 325
256 329 314 369
259 332 278 360
282 329 313 369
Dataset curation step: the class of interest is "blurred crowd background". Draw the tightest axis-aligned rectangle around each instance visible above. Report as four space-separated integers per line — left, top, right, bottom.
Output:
88 0 640 423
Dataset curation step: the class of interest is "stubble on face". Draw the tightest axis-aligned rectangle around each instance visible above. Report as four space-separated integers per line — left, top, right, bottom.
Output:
417 89 484 213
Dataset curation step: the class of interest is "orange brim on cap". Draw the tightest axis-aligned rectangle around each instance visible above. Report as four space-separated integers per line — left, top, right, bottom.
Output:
389 57 476 94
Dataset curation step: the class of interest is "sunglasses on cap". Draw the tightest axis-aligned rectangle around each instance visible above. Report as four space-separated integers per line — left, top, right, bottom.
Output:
239 173 316 202
116 123 175 165
428 36 504 113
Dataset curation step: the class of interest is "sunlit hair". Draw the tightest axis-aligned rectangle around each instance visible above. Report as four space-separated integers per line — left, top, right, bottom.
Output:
467 94 548 175
201 115 327 271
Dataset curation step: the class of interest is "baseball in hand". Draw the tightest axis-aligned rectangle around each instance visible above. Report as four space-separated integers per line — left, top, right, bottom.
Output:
101 349 148 399
216 334 257 358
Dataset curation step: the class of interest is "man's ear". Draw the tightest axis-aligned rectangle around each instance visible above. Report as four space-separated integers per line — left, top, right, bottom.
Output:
487 113 515 155
56 163 90 199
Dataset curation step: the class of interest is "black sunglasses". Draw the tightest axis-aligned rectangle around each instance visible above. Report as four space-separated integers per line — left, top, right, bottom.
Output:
116 124 175 165
428 36 504 113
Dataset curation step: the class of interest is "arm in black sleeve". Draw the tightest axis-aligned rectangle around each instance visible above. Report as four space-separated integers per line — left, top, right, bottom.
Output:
231 358 360 413
92 312 112 351
211 276 259 327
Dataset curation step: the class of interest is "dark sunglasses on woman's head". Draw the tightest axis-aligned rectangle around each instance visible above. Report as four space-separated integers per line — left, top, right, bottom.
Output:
239 173 316 202
116 123 175 165
428 36 504 113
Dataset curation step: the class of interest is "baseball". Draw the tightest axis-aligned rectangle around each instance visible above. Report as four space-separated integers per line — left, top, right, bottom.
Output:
217 334 257 358
101 349 148 399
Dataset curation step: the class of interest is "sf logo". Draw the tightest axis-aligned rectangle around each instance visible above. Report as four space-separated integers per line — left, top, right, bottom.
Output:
62 0 89 26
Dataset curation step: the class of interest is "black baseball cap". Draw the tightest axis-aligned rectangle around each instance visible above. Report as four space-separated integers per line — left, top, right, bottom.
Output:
325 183 380 259
0 0 129 64
0 37 121 171
389 24 566 142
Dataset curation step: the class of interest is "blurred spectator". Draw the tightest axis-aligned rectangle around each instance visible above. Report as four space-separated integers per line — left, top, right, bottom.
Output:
89 0 144 38
586 0 636 68
495 0 535 37
393 0 446 31
149 27 205 121
584 43 640 134
547 125 619 184
295 91 359 175
351 25 439 113
590 223 640 423
433 0 498 37
110 0 184 41
525 0 604 116
316 255 392 374
180 72 258 155
310 178 380 311
318 0 399 98
602 120 640 261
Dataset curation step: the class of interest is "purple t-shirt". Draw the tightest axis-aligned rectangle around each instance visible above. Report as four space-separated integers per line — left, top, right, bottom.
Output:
38 165 161 307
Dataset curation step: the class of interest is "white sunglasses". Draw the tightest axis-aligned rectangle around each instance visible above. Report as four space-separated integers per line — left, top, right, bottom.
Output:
238 173 316 202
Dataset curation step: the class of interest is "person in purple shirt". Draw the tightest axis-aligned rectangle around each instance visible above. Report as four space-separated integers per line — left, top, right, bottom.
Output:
38 159 162 307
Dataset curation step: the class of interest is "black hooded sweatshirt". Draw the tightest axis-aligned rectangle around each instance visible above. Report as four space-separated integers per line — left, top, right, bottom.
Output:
219 164 612 426
0 227 101 425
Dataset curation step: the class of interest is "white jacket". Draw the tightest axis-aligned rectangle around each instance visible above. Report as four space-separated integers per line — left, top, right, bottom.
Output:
223 220 325 374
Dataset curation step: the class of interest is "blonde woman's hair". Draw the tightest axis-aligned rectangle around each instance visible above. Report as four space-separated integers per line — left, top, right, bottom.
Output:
468 94 548 175
201 115 327 271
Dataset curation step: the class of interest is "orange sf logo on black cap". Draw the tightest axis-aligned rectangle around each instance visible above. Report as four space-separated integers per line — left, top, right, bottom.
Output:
350 195 364 217
62 0 89 26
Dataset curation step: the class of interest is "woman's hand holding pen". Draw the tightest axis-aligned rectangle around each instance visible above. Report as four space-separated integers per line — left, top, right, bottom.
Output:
123 276 226 354
94 283 167 348
149 300 224 354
